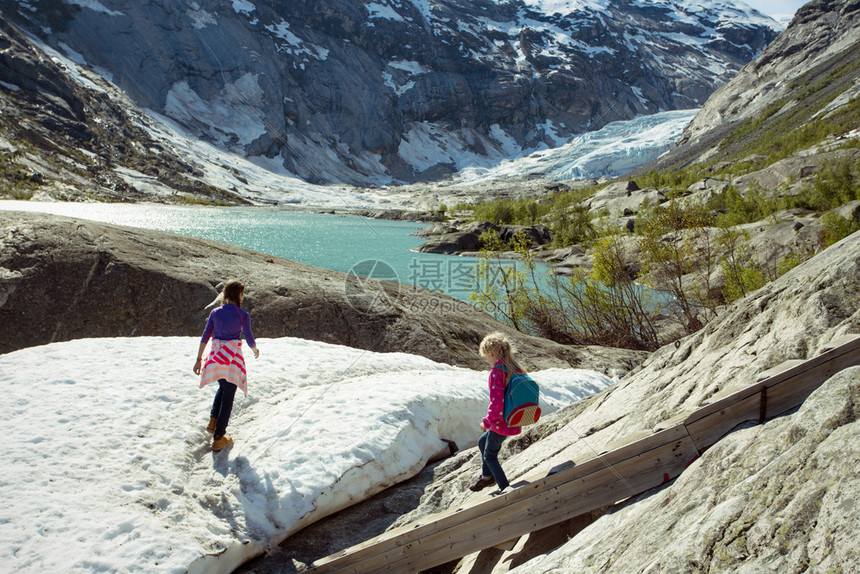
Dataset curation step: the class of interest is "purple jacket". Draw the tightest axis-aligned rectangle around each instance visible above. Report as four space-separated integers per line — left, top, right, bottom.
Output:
482 359 521 437
200 304 256 348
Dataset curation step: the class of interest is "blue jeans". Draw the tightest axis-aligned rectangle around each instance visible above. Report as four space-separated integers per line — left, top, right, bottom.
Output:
478 430 509 489
210 379 237 439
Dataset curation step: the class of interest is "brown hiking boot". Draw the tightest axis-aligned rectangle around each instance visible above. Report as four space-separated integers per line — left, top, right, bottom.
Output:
206 417 218 434
469 475 496 492
213 435 233 451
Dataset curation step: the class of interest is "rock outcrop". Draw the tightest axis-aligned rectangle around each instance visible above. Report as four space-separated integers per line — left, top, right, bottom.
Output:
0 211 645 374
416 221 553 254
0 14 246 204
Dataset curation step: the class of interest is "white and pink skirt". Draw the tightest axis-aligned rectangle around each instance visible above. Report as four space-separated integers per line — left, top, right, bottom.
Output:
199 339 248 395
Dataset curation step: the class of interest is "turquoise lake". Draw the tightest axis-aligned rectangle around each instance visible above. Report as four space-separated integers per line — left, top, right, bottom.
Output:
0 201 531 303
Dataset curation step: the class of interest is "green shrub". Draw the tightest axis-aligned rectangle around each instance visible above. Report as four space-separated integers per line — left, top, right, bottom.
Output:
777 251 811 276
820 210 860 248
469 229 661 350
708 183 780 227
470 197 549 225
721 261 767 303
785 155 860 212
638 199 717 331
546 194 595 246
717 227 766 303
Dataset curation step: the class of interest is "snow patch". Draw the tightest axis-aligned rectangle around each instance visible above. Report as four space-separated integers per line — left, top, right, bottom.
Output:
187 6 217 30
232 0 256 15
488 124 522 157
57 42 87 66
520 0 611 16
164 75 267 148
388 60 430 75
65 0 123 16
367 2 406 21
398 123 508 174
0 336 613 573
268 20 329 61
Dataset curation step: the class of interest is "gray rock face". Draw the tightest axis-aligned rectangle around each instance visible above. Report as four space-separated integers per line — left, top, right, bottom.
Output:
0 210 646 374
586 180 666 216
0 13 248 203
3 0 779 185
513 367 860 574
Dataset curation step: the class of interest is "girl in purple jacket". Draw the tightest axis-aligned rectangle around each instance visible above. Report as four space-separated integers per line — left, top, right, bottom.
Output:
470 332 523 493
193 279 259 452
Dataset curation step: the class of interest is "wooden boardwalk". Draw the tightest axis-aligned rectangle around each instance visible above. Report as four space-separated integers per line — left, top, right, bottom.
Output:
308 334 860 573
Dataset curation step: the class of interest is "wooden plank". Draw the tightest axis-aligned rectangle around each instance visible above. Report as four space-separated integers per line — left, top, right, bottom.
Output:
684 392 762 453
318 435 699 573
684 335 860 452
322 437 695 572
602 429 653 452
312 425 692 571
310 426 695 573
755 359 804 381
685 334 860 426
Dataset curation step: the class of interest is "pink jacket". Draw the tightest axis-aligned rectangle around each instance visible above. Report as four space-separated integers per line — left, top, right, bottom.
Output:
482 359 521 437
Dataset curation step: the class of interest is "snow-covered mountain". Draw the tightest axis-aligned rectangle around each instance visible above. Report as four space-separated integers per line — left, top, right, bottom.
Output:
1 0 780 186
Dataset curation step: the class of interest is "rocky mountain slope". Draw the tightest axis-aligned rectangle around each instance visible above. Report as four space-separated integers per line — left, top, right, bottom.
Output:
0 12 255 204
645 0 860 171
1 0 778 185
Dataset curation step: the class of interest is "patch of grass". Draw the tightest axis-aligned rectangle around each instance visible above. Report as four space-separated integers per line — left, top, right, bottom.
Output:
0 150 40 200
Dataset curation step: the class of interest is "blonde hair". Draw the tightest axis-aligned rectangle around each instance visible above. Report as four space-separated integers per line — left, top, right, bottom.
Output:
479 332 525 381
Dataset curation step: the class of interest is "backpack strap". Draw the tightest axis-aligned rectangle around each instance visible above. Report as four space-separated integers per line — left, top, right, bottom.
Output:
495 363 513 387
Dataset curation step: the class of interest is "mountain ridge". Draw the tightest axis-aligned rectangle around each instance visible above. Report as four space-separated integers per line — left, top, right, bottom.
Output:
1 0 779 185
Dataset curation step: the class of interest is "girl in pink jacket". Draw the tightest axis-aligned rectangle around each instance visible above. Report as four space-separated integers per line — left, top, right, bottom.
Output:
470 332 523 493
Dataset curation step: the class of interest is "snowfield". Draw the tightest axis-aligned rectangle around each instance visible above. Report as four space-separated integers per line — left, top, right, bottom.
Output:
1 336 614 573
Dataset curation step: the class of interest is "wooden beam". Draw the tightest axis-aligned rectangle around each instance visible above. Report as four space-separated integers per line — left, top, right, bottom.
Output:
684 334 860 452
310 426 697 573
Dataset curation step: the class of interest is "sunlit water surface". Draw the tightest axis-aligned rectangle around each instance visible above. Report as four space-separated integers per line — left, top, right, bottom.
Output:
0 201 528 303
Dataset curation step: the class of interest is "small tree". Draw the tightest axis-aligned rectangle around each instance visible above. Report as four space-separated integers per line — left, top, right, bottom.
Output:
469 229 530 330
638 198 715 334
513 231 660 350
820 210 860 248
717 226 766 303
547 194 595 246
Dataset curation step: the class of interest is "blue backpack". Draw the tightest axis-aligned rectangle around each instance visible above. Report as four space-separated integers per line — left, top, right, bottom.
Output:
500 367 541 427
